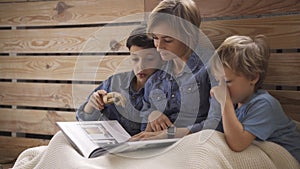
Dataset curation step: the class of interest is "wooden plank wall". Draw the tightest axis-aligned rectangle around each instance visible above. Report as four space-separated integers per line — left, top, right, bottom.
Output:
0 0 299 166
0 0 144 164
146 0 300 120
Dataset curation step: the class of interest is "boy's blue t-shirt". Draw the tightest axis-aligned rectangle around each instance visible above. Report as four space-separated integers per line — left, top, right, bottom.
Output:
234 89 300 163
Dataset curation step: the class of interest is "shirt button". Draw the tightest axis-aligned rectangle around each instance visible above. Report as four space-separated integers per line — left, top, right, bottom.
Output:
157 96 161 100
171 94 175 98
188 87 192 91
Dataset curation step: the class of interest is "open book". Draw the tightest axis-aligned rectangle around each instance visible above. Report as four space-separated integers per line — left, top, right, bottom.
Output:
56 121 180 158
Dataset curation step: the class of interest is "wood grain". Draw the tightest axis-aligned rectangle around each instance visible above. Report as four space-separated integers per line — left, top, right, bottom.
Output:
0 24 138 53
0 53 298 85
269 90 300 122
201 14 300 49
0 0 299 163
145 0 300 18
1 15 299 53
0 55 131 81
0 108 75 134
265 53 300 86
0 136 50 164
0 82 97 109
0 0 144 26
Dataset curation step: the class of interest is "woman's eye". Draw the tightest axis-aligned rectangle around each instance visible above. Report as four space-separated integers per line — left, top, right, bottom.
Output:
164 38 173 43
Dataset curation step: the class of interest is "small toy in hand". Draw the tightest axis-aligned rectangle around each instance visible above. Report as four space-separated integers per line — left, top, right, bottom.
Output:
103 92 126 107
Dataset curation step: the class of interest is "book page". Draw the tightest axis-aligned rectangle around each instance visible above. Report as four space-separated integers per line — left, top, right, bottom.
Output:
57 121 131 158
57 122 99 157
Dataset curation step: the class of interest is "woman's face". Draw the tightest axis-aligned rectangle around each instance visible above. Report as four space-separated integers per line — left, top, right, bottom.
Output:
129 45 162 85
151 22 188 61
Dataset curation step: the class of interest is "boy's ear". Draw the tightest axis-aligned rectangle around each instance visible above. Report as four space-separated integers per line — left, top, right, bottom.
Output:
251 73 260 85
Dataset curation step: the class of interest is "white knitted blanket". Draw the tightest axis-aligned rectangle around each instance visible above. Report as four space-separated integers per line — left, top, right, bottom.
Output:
12 130 300 169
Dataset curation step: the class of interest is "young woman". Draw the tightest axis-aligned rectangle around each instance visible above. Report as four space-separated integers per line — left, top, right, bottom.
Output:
132 0 214 140
210 35 300 163
76 25 163 136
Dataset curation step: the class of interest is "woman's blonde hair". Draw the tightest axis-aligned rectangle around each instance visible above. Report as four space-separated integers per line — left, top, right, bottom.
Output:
211 35 270 91
147 0 201 49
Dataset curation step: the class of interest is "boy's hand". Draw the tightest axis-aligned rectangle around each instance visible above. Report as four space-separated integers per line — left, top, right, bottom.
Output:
103 92 127 107
85 91 127 113
210 78 228 105
85 90 107 112
146 111 172 132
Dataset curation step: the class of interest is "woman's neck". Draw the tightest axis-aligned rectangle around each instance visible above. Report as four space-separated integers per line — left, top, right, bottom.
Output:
172 58 185 76
172 50 192 76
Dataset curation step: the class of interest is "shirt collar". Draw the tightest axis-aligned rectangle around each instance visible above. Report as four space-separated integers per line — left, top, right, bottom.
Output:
159 52 203 79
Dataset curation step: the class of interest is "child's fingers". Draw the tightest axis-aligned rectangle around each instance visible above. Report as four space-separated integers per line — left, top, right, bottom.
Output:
96 90 107 106
210 88 216 97
219 78 226 87
97 90 107 95
107 92 127 107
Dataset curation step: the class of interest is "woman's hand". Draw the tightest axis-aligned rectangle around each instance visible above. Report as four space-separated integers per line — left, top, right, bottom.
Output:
129 130 167 141
145 111 172 132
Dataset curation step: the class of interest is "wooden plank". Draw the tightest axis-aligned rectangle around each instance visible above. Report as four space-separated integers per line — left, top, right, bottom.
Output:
0 108 75 135
269 90 300 122
0 0 144 27
265 53 300 86
201 14 300 49
0 82 97 109
2 163 14 169
0 136 49 164
0 0 26 2
1 15 298 53
0 24 139 53
0 55 131 81
0 53 298 85
0 15 300 53
145 0 300 18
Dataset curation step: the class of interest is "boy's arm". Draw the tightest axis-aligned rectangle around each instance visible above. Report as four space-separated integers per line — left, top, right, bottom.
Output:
76 78 111 121
210 80 255 151
221 97 256 152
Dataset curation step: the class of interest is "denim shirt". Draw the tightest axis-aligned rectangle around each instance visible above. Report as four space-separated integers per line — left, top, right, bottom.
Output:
141 52 211 131
76 71 143 136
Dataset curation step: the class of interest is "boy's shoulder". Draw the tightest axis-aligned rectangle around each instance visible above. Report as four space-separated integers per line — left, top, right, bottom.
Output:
252 90 276 102
250 89 282 110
